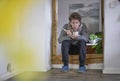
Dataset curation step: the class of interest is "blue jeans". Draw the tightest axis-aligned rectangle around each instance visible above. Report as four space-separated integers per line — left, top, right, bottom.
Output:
61 40 86 66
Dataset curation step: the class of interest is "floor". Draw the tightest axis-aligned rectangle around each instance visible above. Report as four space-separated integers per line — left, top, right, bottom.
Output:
5 69 120 81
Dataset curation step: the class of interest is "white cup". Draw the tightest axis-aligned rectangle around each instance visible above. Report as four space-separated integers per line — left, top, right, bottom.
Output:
73 31 79 36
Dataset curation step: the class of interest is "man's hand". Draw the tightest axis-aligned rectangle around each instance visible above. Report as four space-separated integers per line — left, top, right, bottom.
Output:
66 30 72 37
70 34 78 39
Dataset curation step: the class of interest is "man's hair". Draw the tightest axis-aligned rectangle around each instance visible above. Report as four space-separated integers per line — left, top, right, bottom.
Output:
69 12 81 22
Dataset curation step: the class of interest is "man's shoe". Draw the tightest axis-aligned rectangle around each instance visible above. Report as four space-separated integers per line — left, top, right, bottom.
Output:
78 66 86 73
61 66 69 72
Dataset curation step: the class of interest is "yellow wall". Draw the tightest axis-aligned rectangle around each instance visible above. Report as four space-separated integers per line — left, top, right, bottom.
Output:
0 0 47 72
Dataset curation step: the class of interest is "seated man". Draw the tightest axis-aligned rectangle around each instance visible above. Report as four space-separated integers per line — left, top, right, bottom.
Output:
58 12 89 72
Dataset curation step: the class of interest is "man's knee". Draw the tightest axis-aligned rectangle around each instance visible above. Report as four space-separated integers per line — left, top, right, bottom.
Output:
78 40 86 44
62 40 70 45
81 39 86 42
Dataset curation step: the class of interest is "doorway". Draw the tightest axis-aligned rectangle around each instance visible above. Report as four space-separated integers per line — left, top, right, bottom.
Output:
51 0 104 69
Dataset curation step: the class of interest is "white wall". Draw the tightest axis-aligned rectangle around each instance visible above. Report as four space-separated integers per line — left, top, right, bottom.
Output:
103 0 120 74
45 0 52 71
20 0 52 71
0 0 52 74
0 45 8 74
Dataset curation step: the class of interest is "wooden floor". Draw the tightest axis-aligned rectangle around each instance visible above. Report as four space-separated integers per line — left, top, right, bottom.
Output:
5 69 120 81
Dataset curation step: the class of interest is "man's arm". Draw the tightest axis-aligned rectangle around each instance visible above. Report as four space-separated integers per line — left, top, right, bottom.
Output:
76 23 89 42
58 24 72 43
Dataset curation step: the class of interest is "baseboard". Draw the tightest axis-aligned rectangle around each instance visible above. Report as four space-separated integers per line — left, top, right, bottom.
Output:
0 71 23 81
103 68 120 74
30 67 51 72
19 66 51 72
52 63 103 69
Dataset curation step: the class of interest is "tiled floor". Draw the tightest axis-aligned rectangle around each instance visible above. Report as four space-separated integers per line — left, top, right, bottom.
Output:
5 69 120 81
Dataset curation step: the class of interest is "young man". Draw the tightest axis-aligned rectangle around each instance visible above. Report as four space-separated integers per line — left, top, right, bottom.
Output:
58 12 89 72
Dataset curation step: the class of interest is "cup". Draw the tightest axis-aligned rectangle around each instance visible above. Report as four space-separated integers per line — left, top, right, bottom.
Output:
73 31 79 36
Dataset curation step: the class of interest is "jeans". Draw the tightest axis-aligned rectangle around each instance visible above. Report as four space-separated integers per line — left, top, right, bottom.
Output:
61 40 86 66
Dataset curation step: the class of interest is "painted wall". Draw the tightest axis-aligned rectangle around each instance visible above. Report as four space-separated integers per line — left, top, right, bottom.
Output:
103 0 120 74
0 0 52 74
0 45 8 74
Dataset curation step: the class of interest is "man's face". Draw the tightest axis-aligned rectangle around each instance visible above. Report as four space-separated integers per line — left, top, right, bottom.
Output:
70 19 80 31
